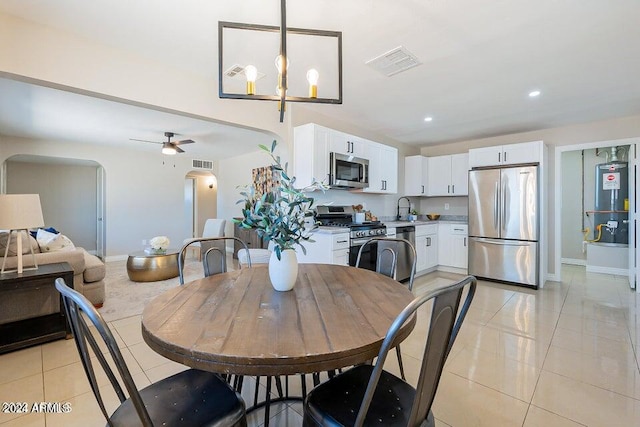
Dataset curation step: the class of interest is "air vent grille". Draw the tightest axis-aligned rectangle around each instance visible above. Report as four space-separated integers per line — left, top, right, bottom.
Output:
224 64 266 80
365 46 421 77
192 159 213 170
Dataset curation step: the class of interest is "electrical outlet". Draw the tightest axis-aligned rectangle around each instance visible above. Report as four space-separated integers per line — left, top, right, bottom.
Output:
444 203 450 210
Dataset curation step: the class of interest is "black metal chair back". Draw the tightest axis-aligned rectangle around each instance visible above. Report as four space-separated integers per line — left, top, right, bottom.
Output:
354 237 417 290
55 278 248 426
303 276 477 427
178 236 251 284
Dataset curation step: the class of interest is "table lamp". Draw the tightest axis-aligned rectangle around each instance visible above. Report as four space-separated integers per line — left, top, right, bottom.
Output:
0 194 45 274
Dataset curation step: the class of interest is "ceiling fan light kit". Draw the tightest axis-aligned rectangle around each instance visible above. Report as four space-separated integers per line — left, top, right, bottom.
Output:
218 0 342 122
130 131 194 155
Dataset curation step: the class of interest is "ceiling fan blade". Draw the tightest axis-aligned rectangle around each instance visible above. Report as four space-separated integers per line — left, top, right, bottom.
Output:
175 139 195 145
175 146 185 153
129 138 161 144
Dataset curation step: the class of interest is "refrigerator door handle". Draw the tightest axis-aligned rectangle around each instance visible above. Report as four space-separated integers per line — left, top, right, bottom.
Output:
473 237 532 247
502 179 508 232
494 181 499 230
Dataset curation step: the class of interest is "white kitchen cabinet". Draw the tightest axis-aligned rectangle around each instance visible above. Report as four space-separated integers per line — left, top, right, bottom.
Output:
468 141 543 168
296 231 350 265
415 224 438 272
404 155 428 196
363 142 398 194
293 123 330 188
329 130 366 158
427 153 469 196
294 123 397 193
438 223 468 269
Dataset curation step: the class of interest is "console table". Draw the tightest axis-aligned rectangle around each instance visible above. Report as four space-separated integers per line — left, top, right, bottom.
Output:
0 262 74 354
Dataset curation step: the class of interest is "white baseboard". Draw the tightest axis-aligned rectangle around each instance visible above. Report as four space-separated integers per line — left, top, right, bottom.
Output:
437 266 468 275
545 273 560 283
586 265 629 276
562 258 586 266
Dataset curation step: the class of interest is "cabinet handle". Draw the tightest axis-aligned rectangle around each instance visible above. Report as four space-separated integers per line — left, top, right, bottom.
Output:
464 237 467 247
447 184 450 194
337 240 348 243
498 152 501 163
452 184 455 193
421 185 424 194
427 237 431 246
504 151 507 162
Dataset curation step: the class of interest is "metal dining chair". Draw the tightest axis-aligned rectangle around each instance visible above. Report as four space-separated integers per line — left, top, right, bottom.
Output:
178 236 251 285
55 277 247 427
355 237 417 380
303 275 477 427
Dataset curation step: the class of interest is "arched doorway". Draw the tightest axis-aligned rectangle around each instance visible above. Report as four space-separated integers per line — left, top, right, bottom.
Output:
184 171 218 240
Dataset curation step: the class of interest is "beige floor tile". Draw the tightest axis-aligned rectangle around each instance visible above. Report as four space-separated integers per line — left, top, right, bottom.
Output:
128 341 173 370
44 347 142 402
543 345 640 400
41 338 81 371
109 314 141 330
487 309 558 342
523 405 586 427
111 318 144 347
551 326 635 360
456 323 550 368
557 312 632 342
143 360 189 383
0 412 46 427
447 346 541 401
0 374 44 424
432 371 529 426
0 346 42 385
532 370 640 427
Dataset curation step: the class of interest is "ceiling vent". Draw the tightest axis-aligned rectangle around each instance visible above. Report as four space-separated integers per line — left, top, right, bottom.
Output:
224 64 266 80
365 46 421 77
192 159 214 170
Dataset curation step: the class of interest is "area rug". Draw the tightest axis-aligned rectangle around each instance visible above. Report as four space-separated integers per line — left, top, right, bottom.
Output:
98 257 232 322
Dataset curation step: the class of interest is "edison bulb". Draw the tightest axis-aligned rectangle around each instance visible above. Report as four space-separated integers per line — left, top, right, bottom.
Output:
307 68 319 98
245 65 258 95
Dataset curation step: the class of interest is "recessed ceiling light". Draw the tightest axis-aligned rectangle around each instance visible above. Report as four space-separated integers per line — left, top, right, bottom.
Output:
528 90 541 97
424 117 433 122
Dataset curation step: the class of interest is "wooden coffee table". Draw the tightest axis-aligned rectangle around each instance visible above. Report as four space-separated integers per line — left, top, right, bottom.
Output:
126 249 179 282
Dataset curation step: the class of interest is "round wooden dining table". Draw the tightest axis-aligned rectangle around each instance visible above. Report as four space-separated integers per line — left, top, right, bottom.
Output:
141 263 416 377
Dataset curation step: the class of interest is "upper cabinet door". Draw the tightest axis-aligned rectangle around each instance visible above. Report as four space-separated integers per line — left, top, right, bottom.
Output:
363 142 397 194
468 146 502 168
329 130 365 157
293 123 330 189
404 155 428 196
502 142 541 165
450 153 469 195
427 155 451 196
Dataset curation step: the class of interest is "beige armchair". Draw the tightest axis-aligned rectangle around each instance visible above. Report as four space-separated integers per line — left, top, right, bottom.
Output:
183 219 226 260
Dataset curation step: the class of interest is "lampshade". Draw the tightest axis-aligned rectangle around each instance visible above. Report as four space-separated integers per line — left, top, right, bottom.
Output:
0 194 45 230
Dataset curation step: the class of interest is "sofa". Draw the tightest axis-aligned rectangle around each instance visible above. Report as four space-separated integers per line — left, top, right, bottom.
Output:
0 231 106 306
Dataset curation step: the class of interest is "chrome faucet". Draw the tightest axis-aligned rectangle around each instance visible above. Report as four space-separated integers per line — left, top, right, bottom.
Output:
397 197 411 220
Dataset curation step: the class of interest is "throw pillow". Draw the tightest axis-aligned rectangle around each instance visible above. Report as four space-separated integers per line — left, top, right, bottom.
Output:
36 229 76 253
0 231 36 256
29 227 59 239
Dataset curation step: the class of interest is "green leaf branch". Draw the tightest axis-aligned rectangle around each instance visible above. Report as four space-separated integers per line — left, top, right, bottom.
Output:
235 141 328 260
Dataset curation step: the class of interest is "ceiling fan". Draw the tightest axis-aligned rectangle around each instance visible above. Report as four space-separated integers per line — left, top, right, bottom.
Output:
130 131 195 155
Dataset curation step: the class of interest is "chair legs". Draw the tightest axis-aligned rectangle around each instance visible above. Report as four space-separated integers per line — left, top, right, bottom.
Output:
396 345 406 381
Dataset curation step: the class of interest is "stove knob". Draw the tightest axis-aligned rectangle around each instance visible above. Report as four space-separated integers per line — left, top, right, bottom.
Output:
379 229 385 235
357 231 364 238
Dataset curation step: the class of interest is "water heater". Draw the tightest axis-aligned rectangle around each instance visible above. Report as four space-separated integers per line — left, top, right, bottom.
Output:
594 154 628 244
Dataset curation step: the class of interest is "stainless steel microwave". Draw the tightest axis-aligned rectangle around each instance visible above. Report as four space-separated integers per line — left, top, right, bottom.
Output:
329 152 369 189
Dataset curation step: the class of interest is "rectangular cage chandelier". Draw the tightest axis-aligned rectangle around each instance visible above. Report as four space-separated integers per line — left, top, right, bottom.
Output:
218 0 343 122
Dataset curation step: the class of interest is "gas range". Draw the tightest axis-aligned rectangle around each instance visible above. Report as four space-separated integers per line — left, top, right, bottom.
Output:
315 206 387 242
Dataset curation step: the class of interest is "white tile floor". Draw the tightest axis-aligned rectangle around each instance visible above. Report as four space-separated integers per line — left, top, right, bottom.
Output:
1 264 639 426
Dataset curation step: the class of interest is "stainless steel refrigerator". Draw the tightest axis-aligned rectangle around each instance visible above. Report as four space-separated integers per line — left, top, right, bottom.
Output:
468 165 539 288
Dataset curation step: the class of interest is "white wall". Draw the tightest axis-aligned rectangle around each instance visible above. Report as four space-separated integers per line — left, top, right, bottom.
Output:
0 135 211 259
6 160 98 250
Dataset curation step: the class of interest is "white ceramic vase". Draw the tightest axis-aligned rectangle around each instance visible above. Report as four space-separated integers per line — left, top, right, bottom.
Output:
268 249 299 292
